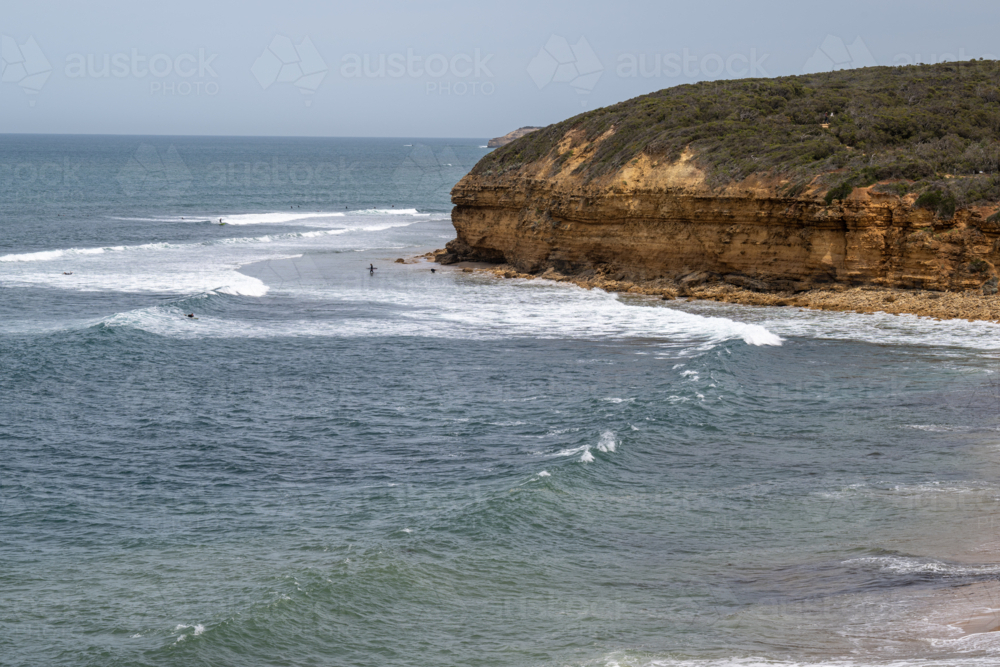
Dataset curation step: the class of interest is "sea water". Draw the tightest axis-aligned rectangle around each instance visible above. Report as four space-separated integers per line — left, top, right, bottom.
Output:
2 135 1000 667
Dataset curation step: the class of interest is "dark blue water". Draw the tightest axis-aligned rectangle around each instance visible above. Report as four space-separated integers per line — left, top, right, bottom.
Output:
3 136 1000 667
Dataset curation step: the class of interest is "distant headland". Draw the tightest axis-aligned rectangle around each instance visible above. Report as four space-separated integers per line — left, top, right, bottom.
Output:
486 127 542 148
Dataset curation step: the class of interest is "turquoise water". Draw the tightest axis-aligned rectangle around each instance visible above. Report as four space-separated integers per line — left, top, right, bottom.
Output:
3 136 1000 667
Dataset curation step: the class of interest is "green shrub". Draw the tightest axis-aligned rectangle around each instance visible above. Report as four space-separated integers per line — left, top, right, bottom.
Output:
812 143 835 160
914 190 943 209
473 60 1000 211
874 182 910 197
824 181 854 205
915 189 957 218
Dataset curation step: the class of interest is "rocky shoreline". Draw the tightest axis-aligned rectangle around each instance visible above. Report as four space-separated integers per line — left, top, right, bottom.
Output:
428 251 1000 322
441 62 1000 327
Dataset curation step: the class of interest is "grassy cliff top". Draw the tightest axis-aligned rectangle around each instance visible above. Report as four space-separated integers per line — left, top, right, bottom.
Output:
473 60 1000 215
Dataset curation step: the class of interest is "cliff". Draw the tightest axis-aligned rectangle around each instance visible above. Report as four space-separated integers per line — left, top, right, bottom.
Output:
487 126 542 148
444 62 1000 298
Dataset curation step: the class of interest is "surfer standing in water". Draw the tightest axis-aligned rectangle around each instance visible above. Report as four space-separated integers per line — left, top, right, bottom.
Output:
369 264 376 275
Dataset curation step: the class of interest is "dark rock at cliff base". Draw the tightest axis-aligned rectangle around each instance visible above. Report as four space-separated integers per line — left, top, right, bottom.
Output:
984 276 999 295
679 271 719 288
441 238 473 264
439 237 507 265
723 274 770 292
770 280 812 293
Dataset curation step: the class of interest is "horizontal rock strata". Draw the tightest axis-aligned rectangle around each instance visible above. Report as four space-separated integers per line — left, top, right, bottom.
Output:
442 148 1000 298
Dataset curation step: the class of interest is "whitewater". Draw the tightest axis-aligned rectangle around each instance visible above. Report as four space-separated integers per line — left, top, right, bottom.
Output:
3 135 1000 667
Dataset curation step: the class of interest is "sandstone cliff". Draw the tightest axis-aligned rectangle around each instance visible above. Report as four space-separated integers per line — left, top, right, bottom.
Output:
446 145 999 293
445 63 1000 296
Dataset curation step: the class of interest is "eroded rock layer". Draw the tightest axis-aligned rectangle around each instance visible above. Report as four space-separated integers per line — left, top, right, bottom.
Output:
446 146 1000 294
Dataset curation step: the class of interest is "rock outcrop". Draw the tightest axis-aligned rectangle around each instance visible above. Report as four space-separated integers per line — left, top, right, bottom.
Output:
447 140 1000 294
486 127 542 148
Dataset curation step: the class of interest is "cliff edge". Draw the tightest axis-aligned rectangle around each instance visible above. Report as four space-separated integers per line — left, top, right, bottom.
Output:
444 62 1000 302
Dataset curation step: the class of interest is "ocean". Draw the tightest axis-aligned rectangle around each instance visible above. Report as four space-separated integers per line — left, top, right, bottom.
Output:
2 135 1000 667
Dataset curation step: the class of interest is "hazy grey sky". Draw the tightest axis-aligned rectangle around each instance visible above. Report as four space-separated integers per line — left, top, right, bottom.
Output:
1 0 997 138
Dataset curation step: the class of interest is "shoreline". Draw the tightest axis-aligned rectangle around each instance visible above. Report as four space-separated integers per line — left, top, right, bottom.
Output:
427 253 1000 323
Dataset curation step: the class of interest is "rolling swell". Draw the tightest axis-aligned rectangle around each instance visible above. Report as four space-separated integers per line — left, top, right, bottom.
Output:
5 137 1000 667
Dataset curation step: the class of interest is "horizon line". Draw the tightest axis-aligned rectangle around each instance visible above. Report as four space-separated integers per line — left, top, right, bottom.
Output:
0 132 495 141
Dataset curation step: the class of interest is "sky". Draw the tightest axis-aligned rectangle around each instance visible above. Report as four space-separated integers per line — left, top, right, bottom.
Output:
1 0 997 138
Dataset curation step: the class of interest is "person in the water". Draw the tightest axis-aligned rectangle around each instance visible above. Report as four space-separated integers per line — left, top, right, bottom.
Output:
369 264 376 275
430 268 436 273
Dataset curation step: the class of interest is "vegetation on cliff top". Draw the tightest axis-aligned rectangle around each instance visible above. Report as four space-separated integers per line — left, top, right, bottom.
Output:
473 60 1000 214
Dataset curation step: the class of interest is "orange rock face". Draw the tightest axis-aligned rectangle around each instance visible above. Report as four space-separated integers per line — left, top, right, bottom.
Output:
449 148 1000 293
